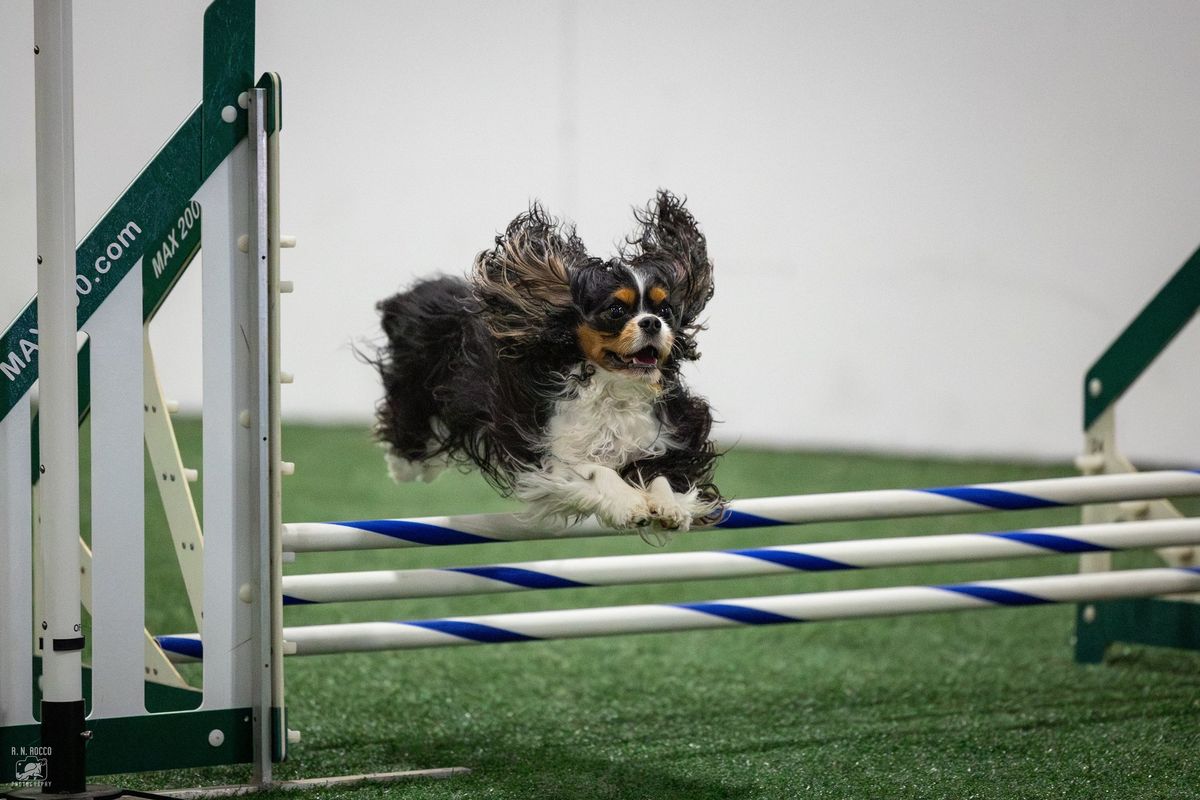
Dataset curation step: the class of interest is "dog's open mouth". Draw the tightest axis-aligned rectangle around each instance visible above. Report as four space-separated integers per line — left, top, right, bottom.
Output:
605 345 660 371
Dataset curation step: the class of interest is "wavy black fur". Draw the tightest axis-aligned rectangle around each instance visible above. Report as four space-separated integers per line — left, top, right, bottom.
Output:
372 191 721 510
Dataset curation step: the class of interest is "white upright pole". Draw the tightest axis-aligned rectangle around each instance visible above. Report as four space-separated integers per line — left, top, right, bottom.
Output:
31 1 93 795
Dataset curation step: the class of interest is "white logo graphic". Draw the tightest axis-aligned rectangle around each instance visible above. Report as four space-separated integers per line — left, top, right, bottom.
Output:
15 755 47 783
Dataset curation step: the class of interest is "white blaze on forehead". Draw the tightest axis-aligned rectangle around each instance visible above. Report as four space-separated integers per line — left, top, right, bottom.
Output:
631 267 671 310
629 268 673 336
633 268 648 300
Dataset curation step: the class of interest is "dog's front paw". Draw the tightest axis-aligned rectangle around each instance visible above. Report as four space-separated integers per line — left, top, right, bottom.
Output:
646 476 691 533
596 492 654 530
646 497 690 533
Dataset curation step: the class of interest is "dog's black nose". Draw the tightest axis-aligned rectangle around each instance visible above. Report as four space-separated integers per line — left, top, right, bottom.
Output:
639 316 662 333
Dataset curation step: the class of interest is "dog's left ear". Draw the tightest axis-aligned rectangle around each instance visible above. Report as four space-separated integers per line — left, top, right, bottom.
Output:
628 190 714 328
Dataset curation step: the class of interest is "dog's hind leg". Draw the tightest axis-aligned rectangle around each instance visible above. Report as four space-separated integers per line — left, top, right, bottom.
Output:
379 405 445 483
374 277 473 486
383 420 452 484
385 448 449 484
383 423 452 484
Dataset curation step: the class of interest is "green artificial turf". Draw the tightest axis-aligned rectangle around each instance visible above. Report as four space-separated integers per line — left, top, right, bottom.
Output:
74 421 1200 797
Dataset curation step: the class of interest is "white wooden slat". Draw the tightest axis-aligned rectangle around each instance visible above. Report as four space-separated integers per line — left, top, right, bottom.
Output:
0 397 35 727
85 265 146 718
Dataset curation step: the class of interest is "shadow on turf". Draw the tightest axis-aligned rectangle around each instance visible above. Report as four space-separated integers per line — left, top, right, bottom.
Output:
335 737 756 800
1104 647 1200 677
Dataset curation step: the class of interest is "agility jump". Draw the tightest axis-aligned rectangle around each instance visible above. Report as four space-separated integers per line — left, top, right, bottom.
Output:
157 471 1200 659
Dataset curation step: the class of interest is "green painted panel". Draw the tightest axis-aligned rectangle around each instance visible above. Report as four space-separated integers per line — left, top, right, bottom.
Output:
1083 244 1200 428
91 708 253 774
0 109 205 427
1074 598 1200 663
143 199 203 322
72 110 204 338
0 309 38 423
2 659 240 777
1 709 253 777
203 0 255 179
255 72 282 135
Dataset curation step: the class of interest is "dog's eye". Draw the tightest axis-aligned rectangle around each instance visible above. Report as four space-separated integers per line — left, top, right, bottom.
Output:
606 304 627 319
658 303 673 318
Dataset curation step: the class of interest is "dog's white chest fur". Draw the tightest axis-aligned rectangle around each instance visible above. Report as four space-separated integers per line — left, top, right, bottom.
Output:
544 369 668 469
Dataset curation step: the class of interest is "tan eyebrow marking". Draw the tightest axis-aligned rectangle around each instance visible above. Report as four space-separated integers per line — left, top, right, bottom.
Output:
614 287 636 305
648 286 668 304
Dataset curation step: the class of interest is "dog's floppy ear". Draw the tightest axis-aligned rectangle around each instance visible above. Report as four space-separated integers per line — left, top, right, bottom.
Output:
473 203 587 342
628 190 714 328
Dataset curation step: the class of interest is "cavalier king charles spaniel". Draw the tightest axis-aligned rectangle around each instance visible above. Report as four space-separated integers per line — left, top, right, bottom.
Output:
373 190 720 541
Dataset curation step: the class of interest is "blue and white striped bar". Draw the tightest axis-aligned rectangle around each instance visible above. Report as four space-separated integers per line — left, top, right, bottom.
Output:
158 566 1200 659
282 470 1200 552
279 518 1200 604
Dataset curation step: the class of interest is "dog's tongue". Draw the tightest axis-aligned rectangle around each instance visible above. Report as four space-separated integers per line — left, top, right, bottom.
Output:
633 346 658 366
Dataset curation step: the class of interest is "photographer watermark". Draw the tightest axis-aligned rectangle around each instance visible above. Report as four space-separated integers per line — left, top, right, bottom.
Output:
10 746 51 788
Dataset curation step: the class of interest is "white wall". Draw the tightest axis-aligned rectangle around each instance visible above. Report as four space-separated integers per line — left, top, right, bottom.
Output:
2 1 1199 464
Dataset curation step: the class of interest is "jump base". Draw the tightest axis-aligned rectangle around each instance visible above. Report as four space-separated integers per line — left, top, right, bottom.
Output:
1075 597 1200 663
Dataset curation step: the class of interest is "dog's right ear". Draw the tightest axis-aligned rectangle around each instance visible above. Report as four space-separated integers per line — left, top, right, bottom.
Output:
473 203 588 342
